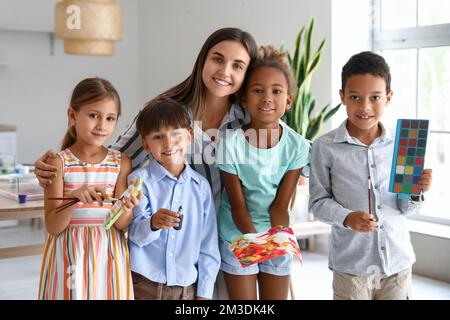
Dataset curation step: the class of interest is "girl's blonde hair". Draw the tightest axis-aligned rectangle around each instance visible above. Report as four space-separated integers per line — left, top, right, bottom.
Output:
61 77 121 150
153 27 257 120
241 45 297 97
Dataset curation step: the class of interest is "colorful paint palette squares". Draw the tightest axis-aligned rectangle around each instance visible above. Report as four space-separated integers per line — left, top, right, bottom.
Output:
229 225 302 268
389 119 429 196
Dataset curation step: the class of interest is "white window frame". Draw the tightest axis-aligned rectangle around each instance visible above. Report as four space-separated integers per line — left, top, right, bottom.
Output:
373 0 450 225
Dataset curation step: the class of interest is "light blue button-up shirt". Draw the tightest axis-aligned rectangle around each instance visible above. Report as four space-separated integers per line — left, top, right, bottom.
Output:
309 120 422 277
127 160 220 299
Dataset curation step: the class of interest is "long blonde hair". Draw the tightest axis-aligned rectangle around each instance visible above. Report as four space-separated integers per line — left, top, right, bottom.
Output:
154 27 257 120
61 77 121 150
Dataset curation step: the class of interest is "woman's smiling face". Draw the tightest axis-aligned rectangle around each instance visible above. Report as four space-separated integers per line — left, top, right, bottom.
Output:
201 40 251 99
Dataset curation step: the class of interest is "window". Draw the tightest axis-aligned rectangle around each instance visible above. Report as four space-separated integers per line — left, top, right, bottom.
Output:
374 0 450 224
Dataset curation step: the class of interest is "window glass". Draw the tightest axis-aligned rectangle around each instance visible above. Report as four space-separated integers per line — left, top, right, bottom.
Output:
421 132 450 220
381 0 416 30
418 0 450 26
382 49 417 129
418 46 450 131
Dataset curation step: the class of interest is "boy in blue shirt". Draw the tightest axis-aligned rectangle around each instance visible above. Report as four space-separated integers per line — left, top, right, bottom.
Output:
128 98 220 300
309 51 433 300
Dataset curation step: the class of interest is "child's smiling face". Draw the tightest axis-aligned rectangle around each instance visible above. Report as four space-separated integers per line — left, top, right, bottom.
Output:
69 98 119 147
241 66 292 127
340 73 393 139
142 126 192 176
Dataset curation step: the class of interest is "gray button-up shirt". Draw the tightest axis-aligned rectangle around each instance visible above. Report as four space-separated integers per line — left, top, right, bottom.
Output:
309 120 422 277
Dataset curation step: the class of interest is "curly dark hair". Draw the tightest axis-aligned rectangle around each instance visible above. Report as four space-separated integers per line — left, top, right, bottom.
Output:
241 44 297 97
341 51 391 92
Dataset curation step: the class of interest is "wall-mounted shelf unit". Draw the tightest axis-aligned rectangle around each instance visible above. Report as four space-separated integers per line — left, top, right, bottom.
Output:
0 0 58 33
0 0 58 56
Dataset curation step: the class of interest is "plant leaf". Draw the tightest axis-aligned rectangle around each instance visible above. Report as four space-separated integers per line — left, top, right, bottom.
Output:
303 92 316 121
305 17 315 66
279 17 340 140
301 90 310 135
309 99 323 119
323 103 342 122
294 91 303 135
292 27 305 82
307 40 325 75
306 113 324 141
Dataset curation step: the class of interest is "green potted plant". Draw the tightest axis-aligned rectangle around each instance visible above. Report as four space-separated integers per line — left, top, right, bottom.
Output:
281 17 341 223
281 17 341 183
282 17 341 142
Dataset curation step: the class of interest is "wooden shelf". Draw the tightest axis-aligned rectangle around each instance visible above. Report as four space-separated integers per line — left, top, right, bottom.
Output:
0 125 16 131
0 243 45 259
0 195 45 260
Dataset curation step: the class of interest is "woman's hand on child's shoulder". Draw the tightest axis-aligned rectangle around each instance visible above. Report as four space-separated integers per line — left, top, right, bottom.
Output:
343 211 378 233
34 149 58 188
70 185 109 206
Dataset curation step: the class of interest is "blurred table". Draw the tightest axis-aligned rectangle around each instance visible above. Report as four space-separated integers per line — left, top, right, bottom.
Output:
0 196 45 259
292 220 331 252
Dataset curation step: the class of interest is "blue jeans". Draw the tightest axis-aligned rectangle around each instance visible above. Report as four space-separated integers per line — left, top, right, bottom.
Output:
219 239 292 276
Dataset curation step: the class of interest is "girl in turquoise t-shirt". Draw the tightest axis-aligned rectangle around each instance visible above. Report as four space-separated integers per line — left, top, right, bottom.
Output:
215 45 310 299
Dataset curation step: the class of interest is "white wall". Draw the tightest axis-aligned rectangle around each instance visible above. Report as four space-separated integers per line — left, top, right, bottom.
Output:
1 0 333 163
138 0 332 115
0 0 140 164
0 0 57 32
329 0 373 130
411 233 450 282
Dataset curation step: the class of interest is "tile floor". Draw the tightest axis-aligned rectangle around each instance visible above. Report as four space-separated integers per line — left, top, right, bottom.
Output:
1 224 449 300
290 251 450 300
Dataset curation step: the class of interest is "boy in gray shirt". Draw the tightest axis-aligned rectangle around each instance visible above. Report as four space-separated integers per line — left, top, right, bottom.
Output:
309 51 433 300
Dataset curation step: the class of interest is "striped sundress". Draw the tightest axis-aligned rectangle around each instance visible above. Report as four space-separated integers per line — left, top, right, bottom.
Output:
38 148 133 300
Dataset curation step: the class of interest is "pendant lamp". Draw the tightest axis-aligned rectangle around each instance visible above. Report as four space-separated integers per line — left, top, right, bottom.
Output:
55 0 122 56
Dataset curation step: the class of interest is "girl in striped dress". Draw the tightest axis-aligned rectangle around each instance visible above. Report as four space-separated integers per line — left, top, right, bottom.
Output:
38 78 139 300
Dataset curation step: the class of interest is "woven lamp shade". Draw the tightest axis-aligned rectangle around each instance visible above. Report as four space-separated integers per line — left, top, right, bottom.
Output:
55 0 122 56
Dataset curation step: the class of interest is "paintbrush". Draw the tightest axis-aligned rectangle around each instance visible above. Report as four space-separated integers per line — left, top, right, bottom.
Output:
48 196 119 214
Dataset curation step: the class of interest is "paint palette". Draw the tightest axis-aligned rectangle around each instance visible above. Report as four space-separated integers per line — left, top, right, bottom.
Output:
229 225 302 268
389 119 429 195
